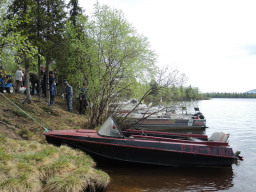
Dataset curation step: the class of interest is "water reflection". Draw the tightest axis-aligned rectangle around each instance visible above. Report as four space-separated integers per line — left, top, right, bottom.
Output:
96 99 256 192
98 162 234 192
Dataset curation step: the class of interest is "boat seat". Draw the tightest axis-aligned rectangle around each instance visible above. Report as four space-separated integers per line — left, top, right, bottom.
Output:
208 132 229 143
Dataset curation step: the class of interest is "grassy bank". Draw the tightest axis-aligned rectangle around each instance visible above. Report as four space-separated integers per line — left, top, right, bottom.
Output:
0 93 110 192
0 94 90 142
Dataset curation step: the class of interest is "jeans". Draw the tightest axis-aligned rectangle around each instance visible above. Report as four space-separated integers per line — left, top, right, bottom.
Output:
66 96 72 112
79 99 87 114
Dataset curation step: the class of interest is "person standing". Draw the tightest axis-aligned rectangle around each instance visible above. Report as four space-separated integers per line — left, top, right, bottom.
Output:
53 69 58 85
29 73 39 95
79 83 88 114
64 81 73 112
49 71 56 107
15 67 23 93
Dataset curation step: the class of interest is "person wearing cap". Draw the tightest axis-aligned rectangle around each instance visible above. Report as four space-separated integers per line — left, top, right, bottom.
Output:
79 83 88 114
64 81 73 112
49 71 56 107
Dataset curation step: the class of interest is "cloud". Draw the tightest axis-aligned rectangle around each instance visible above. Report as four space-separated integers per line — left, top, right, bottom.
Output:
243 44 256 55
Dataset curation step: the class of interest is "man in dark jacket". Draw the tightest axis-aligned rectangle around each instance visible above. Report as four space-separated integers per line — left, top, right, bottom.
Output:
29 73 39 95
49 71 56 107
64 81 73 112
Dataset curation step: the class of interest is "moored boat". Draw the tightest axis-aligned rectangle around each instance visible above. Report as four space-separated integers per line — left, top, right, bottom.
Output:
117 104 207 131
134 113 206 131
119 111 207 131
44 117 240 167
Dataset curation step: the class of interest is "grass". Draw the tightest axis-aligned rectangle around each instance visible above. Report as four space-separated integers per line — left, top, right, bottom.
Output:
0 94 110 192
17 128 34 140
11 109 28 117
0 94 89 142
41 105 59 116
0 135 110 192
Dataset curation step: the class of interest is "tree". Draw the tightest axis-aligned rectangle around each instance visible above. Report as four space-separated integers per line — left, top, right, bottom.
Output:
87 3 158 127
62 3 157 127
5 0 40 103
34 0 45 101
4 0 66 104
68 0 83 27
0 0 15 71
40 0 66 104
56 0 87 91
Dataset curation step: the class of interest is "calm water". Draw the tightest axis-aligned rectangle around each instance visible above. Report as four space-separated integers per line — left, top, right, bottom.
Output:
99 99 256 192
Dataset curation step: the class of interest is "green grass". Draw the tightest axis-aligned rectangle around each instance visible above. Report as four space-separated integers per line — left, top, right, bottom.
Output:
41 105 59 116
17 129 33 140
11 109 27 117
0 94 109 191
0 136 110 192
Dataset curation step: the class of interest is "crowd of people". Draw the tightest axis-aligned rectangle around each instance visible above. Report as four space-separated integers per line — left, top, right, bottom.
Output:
0 65 88 115
40 66 88 114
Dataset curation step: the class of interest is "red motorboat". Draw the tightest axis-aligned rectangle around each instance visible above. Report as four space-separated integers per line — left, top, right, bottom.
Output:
44 117 241 167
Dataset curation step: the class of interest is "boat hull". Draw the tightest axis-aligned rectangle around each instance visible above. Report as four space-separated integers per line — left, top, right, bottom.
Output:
135 118 206 131
45 131 235 167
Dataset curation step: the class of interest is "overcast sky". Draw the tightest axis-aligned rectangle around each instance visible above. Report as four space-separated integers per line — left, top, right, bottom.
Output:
80 0 256 93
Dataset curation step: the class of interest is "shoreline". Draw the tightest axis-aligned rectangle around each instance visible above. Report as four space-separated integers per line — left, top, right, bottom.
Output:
0 93 110 192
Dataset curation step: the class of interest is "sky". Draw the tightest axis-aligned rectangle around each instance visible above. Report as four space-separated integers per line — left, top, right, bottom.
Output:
79 0 256 93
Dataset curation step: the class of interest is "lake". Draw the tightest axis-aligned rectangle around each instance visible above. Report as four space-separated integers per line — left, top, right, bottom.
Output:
99 98 256 192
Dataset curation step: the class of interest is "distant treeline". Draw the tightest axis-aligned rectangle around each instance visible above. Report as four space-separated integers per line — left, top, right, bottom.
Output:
143 85 206 104
203 92 256 98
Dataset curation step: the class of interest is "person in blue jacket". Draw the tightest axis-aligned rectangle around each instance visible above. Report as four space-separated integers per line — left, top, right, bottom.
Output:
49 71 56 107
64 81 73 112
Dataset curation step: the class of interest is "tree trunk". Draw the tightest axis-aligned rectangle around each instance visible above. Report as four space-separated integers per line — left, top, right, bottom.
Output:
36 0 42 101
37 53 42 101
25 56 31 103
45 0 50 105
45 61 50 104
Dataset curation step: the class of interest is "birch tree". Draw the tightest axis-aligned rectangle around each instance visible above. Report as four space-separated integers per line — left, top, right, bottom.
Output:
85 3 157 127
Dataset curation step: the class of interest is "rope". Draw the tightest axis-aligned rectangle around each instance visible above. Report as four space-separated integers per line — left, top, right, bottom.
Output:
0 92 49 132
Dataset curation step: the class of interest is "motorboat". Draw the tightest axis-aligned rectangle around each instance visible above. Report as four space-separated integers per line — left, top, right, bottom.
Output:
134 112 206 131
114 100 207 131
118 109 206 131
44 117 240 167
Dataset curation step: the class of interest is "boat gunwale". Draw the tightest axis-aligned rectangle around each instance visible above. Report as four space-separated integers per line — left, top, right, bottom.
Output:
44 132 236 159
129 134 229 146
125 129 208 139
44 129 228 146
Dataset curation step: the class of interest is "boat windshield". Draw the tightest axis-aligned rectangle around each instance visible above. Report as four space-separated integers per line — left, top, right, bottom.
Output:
98 117 124 138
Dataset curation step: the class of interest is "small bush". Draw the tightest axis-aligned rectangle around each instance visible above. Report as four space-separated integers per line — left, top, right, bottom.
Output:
41 106 58 116
17 129 33 140
12 110 27 118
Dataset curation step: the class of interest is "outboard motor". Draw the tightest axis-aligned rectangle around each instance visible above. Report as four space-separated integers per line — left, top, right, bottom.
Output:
192 112 205 119
199 113 204 119
194 107 200 111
